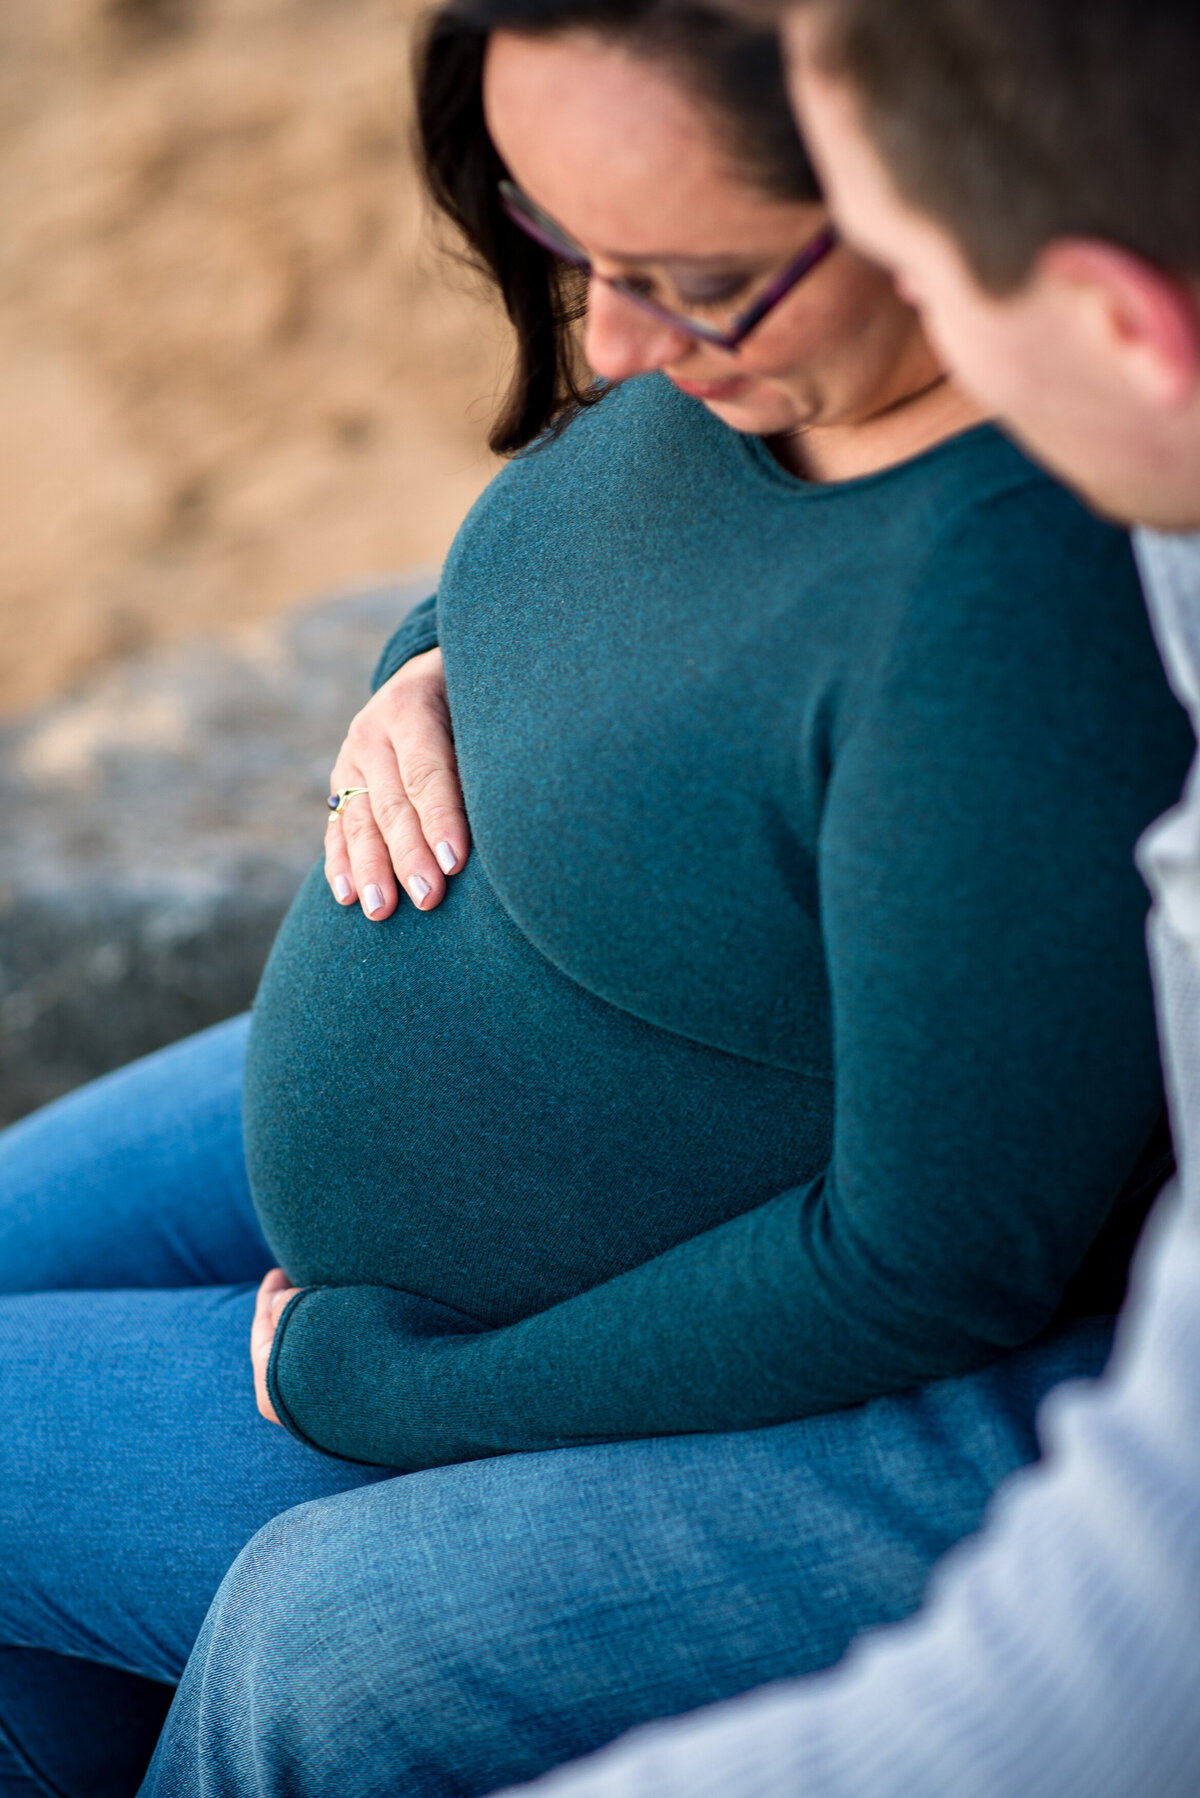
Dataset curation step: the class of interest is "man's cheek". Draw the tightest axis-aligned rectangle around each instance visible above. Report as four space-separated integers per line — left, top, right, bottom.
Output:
913 286 1013 405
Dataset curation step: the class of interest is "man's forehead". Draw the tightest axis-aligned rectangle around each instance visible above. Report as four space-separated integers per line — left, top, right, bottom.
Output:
781 34 910 261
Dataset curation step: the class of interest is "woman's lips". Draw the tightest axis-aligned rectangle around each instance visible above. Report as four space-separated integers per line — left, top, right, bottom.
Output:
667 373 753 403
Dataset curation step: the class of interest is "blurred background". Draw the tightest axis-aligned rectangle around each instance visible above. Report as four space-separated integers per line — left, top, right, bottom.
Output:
0 0 507 1121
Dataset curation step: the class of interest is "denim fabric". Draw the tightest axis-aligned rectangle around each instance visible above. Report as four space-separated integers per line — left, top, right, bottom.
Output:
0 1282 391 1669
0 1014 267 1295
0 1021 389 1797
141 1318 1112 1798
0 1020 1114 1798
0 1652 173 1798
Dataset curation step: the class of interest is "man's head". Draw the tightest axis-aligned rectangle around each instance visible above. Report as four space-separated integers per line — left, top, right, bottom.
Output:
782 0 1200 528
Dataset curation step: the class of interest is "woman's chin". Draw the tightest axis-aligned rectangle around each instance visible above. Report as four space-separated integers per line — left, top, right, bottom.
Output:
697 391 802 438
664 370 804 438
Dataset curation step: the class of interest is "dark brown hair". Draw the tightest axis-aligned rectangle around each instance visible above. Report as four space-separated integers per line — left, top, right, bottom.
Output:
797 0 1200 292
416 0 821 452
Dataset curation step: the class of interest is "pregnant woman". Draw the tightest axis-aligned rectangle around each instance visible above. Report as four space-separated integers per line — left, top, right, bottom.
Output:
1 1 1191 1794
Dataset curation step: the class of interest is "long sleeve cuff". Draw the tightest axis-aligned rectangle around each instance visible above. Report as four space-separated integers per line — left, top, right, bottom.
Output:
266 1283 490 1468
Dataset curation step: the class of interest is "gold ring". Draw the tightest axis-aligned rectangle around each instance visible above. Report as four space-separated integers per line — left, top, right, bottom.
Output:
327 786 369 816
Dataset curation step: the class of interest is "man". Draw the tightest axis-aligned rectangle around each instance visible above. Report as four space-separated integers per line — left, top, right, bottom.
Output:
477 1 1200 1792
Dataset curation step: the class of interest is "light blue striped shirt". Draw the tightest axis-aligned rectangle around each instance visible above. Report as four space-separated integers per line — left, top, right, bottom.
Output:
500 528 1200 1798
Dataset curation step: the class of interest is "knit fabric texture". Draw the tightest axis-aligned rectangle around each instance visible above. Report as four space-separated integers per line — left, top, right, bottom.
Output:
248 374 1191 1469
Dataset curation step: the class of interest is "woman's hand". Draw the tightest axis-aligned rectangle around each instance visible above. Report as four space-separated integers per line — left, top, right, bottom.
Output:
252 1267 301 1426
325 647 470 919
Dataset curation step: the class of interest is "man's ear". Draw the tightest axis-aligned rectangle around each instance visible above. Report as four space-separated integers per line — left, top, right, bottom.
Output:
1038 239 1200 409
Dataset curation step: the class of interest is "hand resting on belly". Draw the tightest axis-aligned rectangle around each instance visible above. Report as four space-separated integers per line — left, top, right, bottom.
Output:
323 646 467 921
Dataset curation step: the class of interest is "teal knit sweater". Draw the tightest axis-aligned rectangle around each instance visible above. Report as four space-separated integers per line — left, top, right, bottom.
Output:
250 375 1190 1470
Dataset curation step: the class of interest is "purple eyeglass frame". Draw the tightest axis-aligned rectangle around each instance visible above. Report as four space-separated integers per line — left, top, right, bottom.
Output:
498 178 839 350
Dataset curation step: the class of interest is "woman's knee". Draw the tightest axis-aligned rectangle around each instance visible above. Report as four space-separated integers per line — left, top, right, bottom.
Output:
160 1494 462 1791
155 1481 582 1798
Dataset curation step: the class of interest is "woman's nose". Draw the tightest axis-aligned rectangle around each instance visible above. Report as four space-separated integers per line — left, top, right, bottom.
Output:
583 279 694 382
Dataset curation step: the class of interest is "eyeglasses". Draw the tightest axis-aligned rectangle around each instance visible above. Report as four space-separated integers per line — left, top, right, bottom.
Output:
498 178 838 352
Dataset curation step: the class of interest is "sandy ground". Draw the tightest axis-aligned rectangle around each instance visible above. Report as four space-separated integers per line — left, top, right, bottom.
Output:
0 0 507 715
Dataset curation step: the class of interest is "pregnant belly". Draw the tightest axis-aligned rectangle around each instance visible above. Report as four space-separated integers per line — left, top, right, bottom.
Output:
244 857 833 1327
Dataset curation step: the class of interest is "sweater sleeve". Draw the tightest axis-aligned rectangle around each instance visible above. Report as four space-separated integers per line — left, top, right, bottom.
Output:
268 488 1188 1470
370 592 439 692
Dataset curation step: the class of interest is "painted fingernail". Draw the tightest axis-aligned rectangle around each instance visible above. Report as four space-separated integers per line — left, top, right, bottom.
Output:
364 884 385 916
407 875 432 907
435 841 458 874
334 875 352 903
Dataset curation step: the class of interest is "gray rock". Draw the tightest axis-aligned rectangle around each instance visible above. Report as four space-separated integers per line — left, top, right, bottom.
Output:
0 577 431 1125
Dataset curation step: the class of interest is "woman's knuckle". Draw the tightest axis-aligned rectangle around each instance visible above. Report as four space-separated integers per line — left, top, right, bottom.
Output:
402 756 447 801
372 796 411 837
422 798 463 833
340 808 377 845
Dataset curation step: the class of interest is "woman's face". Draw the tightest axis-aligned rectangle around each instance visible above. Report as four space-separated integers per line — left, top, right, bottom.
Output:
483 30 934 440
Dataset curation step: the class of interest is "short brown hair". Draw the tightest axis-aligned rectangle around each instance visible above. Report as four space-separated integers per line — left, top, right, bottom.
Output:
796 0 1200 291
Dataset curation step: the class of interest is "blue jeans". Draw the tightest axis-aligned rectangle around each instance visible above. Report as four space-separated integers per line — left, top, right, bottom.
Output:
0 1018 389 1797
0 1019 1114 1798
